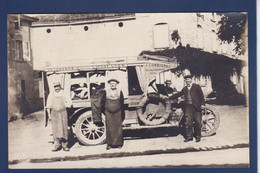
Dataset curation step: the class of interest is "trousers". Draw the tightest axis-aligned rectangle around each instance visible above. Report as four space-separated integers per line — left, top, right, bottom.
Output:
54 138 68 147
185 104 202 139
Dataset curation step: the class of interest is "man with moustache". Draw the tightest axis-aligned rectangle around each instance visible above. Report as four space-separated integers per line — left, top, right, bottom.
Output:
168 71 205 142
102 79 125 150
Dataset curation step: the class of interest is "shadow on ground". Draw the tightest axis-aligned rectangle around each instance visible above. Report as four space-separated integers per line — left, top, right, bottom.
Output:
123 126 185 140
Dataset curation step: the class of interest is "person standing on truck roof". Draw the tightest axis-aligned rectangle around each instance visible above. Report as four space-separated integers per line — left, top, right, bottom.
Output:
102 79 125 150
168 71 205 142
46 82 72 152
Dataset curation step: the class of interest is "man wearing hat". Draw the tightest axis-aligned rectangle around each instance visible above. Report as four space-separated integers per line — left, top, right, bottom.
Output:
101 78 125 150
46 82 72 151
164 80 177 97
164 79 178 111
169 73 205 142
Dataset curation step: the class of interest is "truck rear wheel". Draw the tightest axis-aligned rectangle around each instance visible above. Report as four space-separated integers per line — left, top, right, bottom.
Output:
201 106 220 137
74 111 106 145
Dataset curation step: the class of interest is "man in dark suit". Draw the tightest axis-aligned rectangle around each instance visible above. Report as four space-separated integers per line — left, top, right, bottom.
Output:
169 74 205 142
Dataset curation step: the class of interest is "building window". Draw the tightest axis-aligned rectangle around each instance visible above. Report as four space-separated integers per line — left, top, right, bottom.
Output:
197 13 205 22
211 13 216 22
84 26 89 31
211 30 217 52
11 40 16 59
15 40 23 60
14 22 20 30
222 42 228 54
153 23 170 49
197 25 204 49
118 22 124 27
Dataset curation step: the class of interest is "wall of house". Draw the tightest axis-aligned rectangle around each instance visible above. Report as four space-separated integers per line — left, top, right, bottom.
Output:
31 13 238 70
8 15 40 120
30 13 248 97
31 16 152 69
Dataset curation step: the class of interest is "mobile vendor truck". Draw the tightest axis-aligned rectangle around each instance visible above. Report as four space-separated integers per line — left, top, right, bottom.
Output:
42 55 219 145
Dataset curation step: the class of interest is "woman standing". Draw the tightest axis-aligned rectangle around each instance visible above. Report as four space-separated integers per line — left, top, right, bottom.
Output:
102 79 125 150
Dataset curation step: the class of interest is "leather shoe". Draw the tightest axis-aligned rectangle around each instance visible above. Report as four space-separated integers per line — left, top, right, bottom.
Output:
184 138 193 142
62 146 70 151
52 145 61 152
106 145 111 150
195 138 201 142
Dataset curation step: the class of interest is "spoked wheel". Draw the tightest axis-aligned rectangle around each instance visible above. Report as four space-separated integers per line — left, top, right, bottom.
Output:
201 106 220 137
74 111 106 145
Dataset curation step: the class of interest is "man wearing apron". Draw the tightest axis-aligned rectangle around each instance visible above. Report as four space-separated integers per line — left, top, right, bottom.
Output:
102 79 125 150
46 82 72 151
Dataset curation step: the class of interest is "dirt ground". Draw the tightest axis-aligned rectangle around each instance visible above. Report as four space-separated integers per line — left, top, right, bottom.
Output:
8 104 249 168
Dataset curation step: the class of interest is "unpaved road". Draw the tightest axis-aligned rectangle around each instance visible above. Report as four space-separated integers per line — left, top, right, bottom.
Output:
8 105 250 168
9 148 249 168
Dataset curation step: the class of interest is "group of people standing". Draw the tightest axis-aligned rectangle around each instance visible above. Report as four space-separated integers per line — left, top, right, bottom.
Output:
46 78 125 151
46 72 205 152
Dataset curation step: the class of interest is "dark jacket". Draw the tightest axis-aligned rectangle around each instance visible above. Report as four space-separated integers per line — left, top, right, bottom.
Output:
169 84 205 111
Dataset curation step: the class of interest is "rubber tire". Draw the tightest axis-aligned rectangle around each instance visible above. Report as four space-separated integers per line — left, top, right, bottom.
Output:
137 98 171 126
74 111 106 146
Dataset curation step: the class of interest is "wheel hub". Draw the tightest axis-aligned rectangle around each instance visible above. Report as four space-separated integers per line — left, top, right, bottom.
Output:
88 123 97 132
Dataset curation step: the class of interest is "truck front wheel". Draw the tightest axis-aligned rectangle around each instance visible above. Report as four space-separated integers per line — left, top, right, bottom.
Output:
74 111 106 145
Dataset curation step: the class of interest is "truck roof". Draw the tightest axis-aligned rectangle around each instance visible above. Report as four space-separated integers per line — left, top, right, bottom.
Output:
43 55 177 73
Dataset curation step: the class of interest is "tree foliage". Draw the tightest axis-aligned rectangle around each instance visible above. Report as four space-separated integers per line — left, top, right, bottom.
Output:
171 30 181 44
141 46 244 77
217 13 247 55
140 45 246 105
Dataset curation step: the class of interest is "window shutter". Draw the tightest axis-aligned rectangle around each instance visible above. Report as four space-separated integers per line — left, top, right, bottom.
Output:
11 40 16 59
211 30 217 52
222 43 227 54
153 23 170 49
197 25 204 49
23 41 30 61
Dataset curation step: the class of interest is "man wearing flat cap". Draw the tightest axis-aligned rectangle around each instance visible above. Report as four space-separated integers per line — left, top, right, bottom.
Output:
46 82 72 151
101 78 125 150
169 71 205 142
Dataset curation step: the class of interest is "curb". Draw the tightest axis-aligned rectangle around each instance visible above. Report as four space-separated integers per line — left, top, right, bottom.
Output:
9 143 249 165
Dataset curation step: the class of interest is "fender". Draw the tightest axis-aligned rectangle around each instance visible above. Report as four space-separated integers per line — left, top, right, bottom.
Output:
68 107 91 125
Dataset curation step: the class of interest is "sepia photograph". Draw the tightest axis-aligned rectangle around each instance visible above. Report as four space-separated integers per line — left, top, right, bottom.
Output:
7 12 250 169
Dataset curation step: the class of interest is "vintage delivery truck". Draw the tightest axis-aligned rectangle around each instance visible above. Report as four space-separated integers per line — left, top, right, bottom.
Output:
43 55 220 146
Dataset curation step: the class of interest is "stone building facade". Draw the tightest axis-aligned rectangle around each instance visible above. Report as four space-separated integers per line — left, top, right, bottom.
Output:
30 13 247 65
30 13 248 101
7 14 40 120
